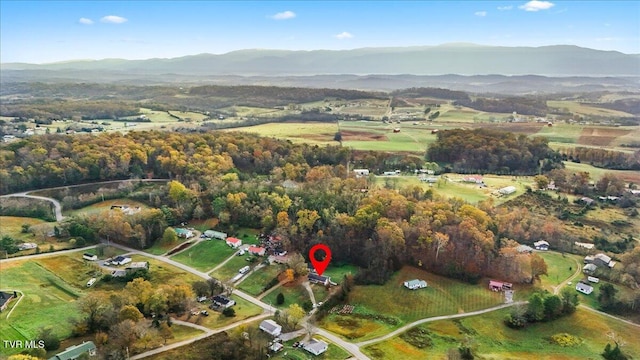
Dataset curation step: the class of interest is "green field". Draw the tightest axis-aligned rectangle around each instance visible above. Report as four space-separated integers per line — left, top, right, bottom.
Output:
322 264 359 282
563 161 640 183
320 266 503 341
210 253 258 282
171 240 237 272
237 263 284 296
537 252 582 291
362 307 640 360
0 261 84 356
262 284 310 309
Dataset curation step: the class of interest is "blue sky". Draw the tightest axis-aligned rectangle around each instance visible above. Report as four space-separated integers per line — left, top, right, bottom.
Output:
1 1 638 63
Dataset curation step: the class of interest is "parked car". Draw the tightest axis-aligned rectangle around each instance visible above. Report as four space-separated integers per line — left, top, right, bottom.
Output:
86 278 97 287
200 310 209 316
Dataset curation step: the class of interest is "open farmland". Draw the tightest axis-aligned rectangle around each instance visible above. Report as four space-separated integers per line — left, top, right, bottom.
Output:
0 260 84 356
362 307 640 360
563 161 640 183
548 100 636 118
319 266 503 341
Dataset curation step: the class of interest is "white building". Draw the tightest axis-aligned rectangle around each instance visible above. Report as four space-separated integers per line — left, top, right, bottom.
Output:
259 319 282 337
303 339 329 356
353 169 369 177
403 279 427 290
499 186 517 195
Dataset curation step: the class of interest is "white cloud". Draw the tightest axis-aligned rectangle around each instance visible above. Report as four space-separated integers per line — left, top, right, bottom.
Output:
519 1 555 11
475 11 487 17
100 15 128 24
497 5 513 11
270 11 296 20
335 31 354 40
78 17 94 25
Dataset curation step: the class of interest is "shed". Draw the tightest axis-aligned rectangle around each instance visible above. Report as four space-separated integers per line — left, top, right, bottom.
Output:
499 186 517 195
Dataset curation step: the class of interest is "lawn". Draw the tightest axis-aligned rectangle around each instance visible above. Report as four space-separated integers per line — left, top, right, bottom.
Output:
322 264 359 282
537 252 582 291
237 263 284 296
38 253 105 289
179 296 264 330
0 216 53 243
171 240 236 272
210 253 259 282
362 307 640 359
0 261 84 357
143 237 190 256
262 284 310 309
320 266 503 341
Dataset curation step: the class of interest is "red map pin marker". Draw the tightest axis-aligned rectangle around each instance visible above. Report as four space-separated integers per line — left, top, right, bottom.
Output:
309 244 331 276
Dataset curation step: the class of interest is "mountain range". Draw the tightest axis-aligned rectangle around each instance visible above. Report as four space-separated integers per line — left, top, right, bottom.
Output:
3 44 639 76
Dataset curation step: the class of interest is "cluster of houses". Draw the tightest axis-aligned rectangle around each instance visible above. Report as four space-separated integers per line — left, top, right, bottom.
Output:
258 319 328 355
583 253 616 275
576 276 600 295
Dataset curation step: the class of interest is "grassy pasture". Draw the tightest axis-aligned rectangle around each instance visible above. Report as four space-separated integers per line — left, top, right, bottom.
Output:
0 260 84 356
237 263 284 296
537 252 582 291
362 307 640 359
261 283 310 309
66 198 149 217
319 266 503 341
171 240 236 272
563 161 640 183
0 216 51 242
548 100 635 117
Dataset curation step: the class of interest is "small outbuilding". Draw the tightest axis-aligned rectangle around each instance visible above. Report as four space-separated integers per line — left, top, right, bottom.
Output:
83 253 98 261
403 279 428 290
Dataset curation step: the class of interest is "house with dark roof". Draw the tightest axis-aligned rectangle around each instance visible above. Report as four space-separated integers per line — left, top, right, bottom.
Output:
259 319 282 337
308 273 330 286
47 341 96 360
594 253 615 268
534 240 549 250
583 263 597 275
111 256 131 266
212 295 235 308
0 291 15 312
303 338 328 356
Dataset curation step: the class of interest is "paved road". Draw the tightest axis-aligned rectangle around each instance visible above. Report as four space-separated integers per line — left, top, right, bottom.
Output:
130 313 271 359
0 245 97 263
0 179 169 222
356 302 527 347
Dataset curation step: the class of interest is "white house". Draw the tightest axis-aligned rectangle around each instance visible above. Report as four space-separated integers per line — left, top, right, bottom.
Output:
83 253 98 261
534 240 549 251
576 282 594 295
17 243 37 251
111 256 131 266
226 237 242 248
175 228 194 238
403 279 427 290
259 319 282 337
353 169 369 177
303 339 329 356
499 186 517 195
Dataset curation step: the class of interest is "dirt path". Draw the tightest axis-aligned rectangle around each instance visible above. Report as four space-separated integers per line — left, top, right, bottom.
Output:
553 254 583 295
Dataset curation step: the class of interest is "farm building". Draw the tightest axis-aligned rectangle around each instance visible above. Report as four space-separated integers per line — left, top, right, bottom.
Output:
594 253 616 268
248 245 266 256
403 279 428 290
576 242 595 250
576 282 594 295
489 280 513 292
309 273 331 286
0 291 16 312
204 230 227 240
353 169 370 177
226 237 242 248
83 253 98 261
111 256 131 266
175 228 194 238
499 186 517 195
534 240 549 250
462 175 483 184
125 262 149 272
304 339 329 356
259 319 282 337
48 341 96 360
580 197 595 205
583 263 597 275
212 295 235 308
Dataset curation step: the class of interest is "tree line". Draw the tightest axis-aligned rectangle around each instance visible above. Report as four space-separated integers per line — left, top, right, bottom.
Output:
426 128 563 175
559 146 640 170
454 96 548 116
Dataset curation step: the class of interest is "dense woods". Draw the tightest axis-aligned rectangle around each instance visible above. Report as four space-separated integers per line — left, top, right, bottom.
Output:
426 128 563 175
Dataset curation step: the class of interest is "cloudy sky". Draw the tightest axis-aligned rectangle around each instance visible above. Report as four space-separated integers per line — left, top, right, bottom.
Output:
1 1 638 63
